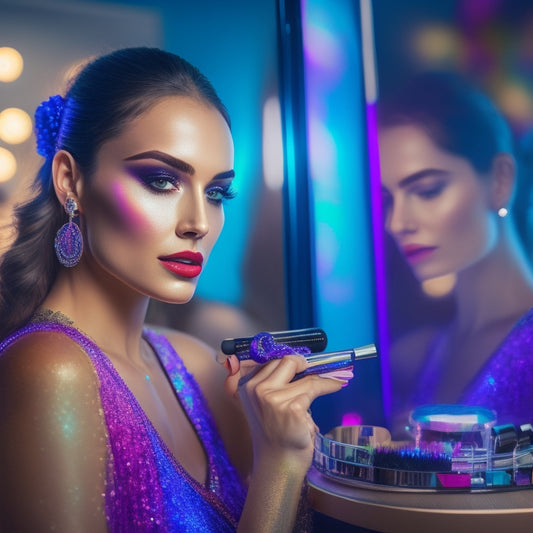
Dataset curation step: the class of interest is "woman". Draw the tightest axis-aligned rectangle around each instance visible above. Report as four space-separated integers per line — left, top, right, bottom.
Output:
0 47 348 532
378 72 533 436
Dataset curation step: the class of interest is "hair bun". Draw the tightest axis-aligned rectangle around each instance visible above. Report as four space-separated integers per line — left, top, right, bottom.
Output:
34 95 65 158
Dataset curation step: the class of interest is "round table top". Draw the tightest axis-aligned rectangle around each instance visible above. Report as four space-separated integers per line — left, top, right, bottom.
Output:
307 467 533 533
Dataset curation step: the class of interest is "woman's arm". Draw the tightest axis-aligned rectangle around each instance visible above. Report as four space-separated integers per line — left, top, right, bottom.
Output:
233 355 345 533
0 332 108 532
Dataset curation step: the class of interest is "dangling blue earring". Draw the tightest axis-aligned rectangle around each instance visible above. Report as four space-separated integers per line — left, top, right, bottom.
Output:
54 196 83 267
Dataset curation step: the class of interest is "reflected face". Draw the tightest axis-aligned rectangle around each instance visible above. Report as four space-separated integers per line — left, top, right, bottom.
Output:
81 96 235 303
379 124 497 281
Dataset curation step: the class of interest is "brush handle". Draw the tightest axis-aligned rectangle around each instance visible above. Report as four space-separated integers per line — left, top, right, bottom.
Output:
293 344 377 380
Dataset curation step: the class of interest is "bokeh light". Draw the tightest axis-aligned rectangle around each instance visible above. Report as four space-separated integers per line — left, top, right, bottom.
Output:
0 147 17 182
0 107 33 144
495 81 533 129
341 411 363 426
262 96 284 190
411 24 460 65
0 47 24 82
303 17 346 80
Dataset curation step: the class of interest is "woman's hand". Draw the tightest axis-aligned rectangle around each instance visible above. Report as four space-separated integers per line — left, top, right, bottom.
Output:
225 353 351 470
224 353 351 533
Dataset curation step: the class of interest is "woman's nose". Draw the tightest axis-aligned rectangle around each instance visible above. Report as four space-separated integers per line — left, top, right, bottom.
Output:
387 198 415 236
175 190 209 240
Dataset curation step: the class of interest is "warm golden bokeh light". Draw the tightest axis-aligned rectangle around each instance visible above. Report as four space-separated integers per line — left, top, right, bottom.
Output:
0 47 24 82
496 81 533 125
412 24 459 64
0 147 17 182
0 108 33 144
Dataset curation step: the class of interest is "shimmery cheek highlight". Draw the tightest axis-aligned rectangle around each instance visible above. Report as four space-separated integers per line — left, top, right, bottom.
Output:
110 181 154 234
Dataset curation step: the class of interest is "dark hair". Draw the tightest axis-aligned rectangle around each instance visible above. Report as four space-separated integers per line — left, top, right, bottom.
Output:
0 47 230 339
377 71 514 175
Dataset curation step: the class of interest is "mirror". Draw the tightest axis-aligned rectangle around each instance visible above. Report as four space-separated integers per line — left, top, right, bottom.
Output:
373 0 533 437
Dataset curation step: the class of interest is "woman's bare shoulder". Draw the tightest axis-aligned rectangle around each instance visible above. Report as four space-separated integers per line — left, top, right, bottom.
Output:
0 329 99 394
0 330 108 531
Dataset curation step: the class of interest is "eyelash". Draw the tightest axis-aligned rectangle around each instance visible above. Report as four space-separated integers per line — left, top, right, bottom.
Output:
139 170 237 205
139 170 179 192
206 184 237 205
413 182 446 199
381 181 445 219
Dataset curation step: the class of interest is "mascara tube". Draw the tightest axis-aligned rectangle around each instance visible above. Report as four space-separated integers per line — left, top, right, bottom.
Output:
293 344 377 381
221 328 328 359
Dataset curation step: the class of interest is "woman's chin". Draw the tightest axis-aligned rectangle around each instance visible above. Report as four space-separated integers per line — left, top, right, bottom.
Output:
420 273 457 297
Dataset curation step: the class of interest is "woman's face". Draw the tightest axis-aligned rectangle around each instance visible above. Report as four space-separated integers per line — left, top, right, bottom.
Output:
379 124 497 281
80 96 234 303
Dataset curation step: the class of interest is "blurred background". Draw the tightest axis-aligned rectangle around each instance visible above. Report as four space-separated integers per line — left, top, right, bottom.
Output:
2 0 533 434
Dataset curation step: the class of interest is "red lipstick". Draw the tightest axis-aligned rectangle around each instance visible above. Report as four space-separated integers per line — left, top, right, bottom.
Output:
159 251 204 278
402 244 437 263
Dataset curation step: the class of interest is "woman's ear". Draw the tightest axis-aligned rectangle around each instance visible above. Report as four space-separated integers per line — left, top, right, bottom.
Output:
490 153 515 212
52 150 84 212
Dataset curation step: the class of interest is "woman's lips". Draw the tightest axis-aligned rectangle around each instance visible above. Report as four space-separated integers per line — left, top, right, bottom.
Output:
159 251 203 279
401 244 437 264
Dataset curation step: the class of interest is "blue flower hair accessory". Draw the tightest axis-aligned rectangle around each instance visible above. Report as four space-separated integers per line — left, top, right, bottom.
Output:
34 95 65 159
249 332 311 364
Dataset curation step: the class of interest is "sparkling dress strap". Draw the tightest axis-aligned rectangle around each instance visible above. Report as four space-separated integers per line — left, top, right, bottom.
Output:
142 328 246 522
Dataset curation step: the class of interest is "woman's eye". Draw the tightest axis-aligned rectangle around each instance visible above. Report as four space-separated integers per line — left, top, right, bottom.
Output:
137 170 180 193
148 177 176 191
206 185 236 205
415 182 446 199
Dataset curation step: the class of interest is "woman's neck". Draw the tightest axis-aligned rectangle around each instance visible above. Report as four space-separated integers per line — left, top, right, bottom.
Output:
453 225 533 334
42 259 150 363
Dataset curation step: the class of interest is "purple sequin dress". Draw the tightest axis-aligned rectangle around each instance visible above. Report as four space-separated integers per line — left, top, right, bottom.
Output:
0 318 247 532
412 308 533 425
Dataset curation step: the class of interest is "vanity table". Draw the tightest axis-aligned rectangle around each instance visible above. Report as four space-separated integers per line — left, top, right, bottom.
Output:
308 467 533 533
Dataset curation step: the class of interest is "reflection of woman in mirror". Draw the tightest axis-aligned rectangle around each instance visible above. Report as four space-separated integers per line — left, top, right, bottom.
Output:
0 47 347 531
378 72 533 437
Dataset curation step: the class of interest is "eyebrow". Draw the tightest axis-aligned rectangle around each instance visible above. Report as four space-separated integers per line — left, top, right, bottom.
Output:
397 168 450 188
124 150 235 181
